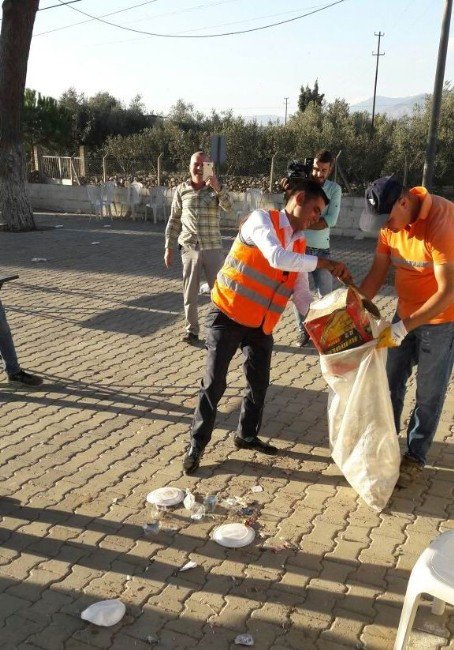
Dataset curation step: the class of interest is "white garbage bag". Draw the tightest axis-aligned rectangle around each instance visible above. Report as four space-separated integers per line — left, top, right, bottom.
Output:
320 340 400 511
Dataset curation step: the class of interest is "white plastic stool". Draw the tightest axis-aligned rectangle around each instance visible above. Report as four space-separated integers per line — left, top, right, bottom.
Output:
394 530 454 649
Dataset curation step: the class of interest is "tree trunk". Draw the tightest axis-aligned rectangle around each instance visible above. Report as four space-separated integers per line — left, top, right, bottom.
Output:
0 0 39 232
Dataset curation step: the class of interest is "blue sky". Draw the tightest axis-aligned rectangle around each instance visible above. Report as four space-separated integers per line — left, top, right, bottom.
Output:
27 0 453 118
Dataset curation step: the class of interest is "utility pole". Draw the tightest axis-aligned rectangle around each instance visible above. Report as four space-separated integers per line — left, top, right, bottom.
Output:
284 97 289 125
371 31 385 133
422 0 452 189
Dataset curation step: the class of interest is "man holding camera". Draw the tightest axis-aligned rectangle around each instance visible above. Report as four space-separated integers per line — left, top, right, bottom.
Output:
183 177 352 475
291 150 342 346
164 151 232 344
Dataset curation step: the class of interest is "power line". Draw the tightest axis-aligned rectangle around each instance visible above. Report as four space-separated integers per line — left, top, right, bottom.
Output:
49 0 349 39
159 6 324 36
35 0 242 36
35 0 160 36
0 0 81 22
39 0 81 10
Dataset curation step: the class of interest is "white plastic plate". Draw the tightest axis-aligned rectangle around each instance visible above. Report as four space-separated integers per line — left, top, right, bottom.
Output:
146 487 185 507
213 523 255 548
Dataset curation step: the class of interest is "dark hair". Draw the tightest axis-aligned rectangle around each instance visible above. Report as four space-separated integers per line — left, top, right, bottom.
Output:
314 149 335 165
285 177 329 206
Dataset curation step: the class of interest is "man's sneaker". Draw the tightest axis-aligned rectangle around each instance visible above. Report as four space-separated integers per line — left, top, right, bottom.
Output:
183 445 204 474
396 454 423 489
8 369 43 387
297 329 311 347
182 332 199 345
233 436 278 455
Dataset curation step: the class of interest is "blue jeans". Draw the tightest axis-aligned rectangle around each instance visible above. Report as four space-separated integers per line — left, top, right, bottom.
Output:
294 246 333 331
386 318 454 465
0 300 20 376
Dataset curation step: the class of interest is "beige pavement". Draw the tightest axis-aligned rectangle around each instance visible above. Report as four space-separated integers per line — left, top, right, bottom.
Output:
0 214 452 650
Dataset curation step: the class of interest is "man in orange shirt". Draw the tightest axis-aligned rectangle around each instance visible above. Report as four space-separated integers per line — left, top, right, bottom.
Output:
359 176 454 488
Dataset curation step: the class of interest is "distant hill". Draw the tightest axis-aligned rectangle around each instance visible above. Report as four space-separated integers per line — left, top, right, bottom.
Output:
349 94 427 118
243 114 283 125
241 94 427 124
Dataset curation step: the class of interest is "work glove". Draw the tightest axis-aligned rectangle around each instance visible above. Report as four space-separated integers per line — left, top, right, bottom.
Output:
376 320 407 348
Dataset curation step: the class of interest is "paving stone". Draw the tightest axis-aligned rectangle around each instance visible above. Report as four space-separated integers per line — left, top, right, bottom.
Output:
1 216 453 650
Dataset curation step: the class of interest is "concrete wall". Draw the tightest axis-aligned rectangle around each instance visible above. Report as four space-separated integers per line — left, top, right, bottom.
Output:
27 183 122 214
27 183 371 239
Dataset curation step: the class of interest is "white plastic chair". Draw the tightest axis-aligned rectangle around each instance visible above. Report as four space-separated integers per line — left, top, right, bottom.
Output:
101 181 116 218
86 185 103 218
246 188 264 210
394 530 454 649
127 181 143 220
236 188 265 226
145 186 167 223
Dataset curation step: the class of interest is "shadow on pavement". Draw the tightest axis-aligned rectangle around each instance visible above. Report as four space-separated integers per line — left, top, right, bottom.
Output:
0 569 423 649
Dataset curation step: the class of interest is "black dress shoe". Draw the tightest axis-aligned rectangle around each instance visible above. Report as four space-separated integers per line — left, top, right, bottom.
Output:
8 369 43 387
183 445 204 474
297 329 311 347
182 332 199 345
233 436 278 455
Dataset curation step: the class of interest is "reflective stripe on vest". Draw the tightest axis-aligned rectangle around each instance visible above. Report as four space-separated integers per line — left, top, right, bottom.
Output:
224 254 293 298
216 272 285 314
211 209 306 333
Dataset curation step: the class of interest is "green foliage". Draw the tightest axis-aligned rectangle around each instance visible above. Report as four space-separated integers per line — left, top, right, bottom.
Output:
23 84 454 189
298 79 325 113
24 87 155 153
23 89 71 150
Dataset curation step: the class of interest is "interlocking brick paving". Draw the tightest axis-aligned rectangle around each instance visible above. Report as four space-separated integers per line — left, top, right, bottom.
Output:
0 214 452 650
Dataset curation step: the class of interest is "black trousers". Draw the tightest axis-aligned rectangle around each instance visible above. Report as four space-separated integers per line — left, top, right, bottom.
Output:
190 306 273 449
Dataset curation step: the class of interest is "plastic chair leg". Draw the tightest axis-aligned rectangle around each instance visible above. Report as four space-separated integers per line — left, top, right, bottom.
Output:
394 590 422 650
431 597 445 615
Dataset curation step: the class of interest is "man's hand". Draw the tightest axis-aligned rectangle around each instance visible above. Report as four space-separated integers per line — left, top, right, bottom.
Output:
318 258 353 284
376 320 407 348
206 173 221 193
164 248 173 268
279 177 290 192
330 261 353 284
307 217 328 231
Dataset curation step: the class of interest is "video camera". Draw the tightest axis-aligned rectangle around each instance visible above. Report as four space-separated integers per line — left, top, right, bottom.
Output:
285 158 315 181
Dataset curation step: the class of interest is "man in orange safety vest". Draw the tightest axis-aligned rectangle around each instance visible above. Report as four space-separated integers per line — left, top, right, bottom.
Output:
183 177 352 474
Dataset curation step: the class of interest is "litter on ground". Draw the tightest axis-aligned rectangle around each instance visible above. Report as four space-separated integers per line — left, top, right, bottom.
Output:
80 599 126 627
234 633 254 646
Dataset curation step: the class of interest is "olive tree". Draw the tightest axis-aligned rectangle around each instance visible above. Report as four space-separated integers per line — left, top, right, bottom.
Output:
0 0 39 231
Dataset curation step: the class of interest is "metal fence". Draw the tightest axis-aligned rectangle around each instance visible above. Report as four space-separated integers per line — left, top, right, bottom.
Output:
41 155 82 184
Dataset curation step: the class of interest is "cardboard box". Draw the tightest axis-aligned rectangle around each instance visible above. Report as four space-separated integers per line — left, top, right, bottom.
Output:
304 287 375 355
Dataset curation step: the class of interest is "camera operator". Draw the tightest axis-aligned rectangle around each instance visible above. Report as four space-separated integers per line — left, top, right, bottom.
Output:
282 150 342 346
0 277 42 386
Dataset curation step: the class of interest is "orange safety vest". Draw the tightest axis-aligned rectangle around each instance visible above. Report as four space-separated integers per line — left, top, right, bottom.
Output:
212 210 306 334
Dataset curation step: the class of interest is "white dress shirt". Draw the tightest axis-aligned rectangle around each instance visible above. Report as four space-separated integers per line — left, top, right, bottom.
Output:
240 209 318 316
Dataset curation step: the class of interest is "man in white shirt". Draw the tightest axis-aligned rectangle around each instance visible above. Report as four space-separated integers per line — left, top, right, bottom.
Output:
183 178 352 474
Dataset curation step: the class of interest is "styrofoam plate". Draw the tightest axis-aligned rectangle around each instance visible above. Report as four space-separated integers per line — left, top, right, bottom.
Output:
212 523 255 548
146 487 185 507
